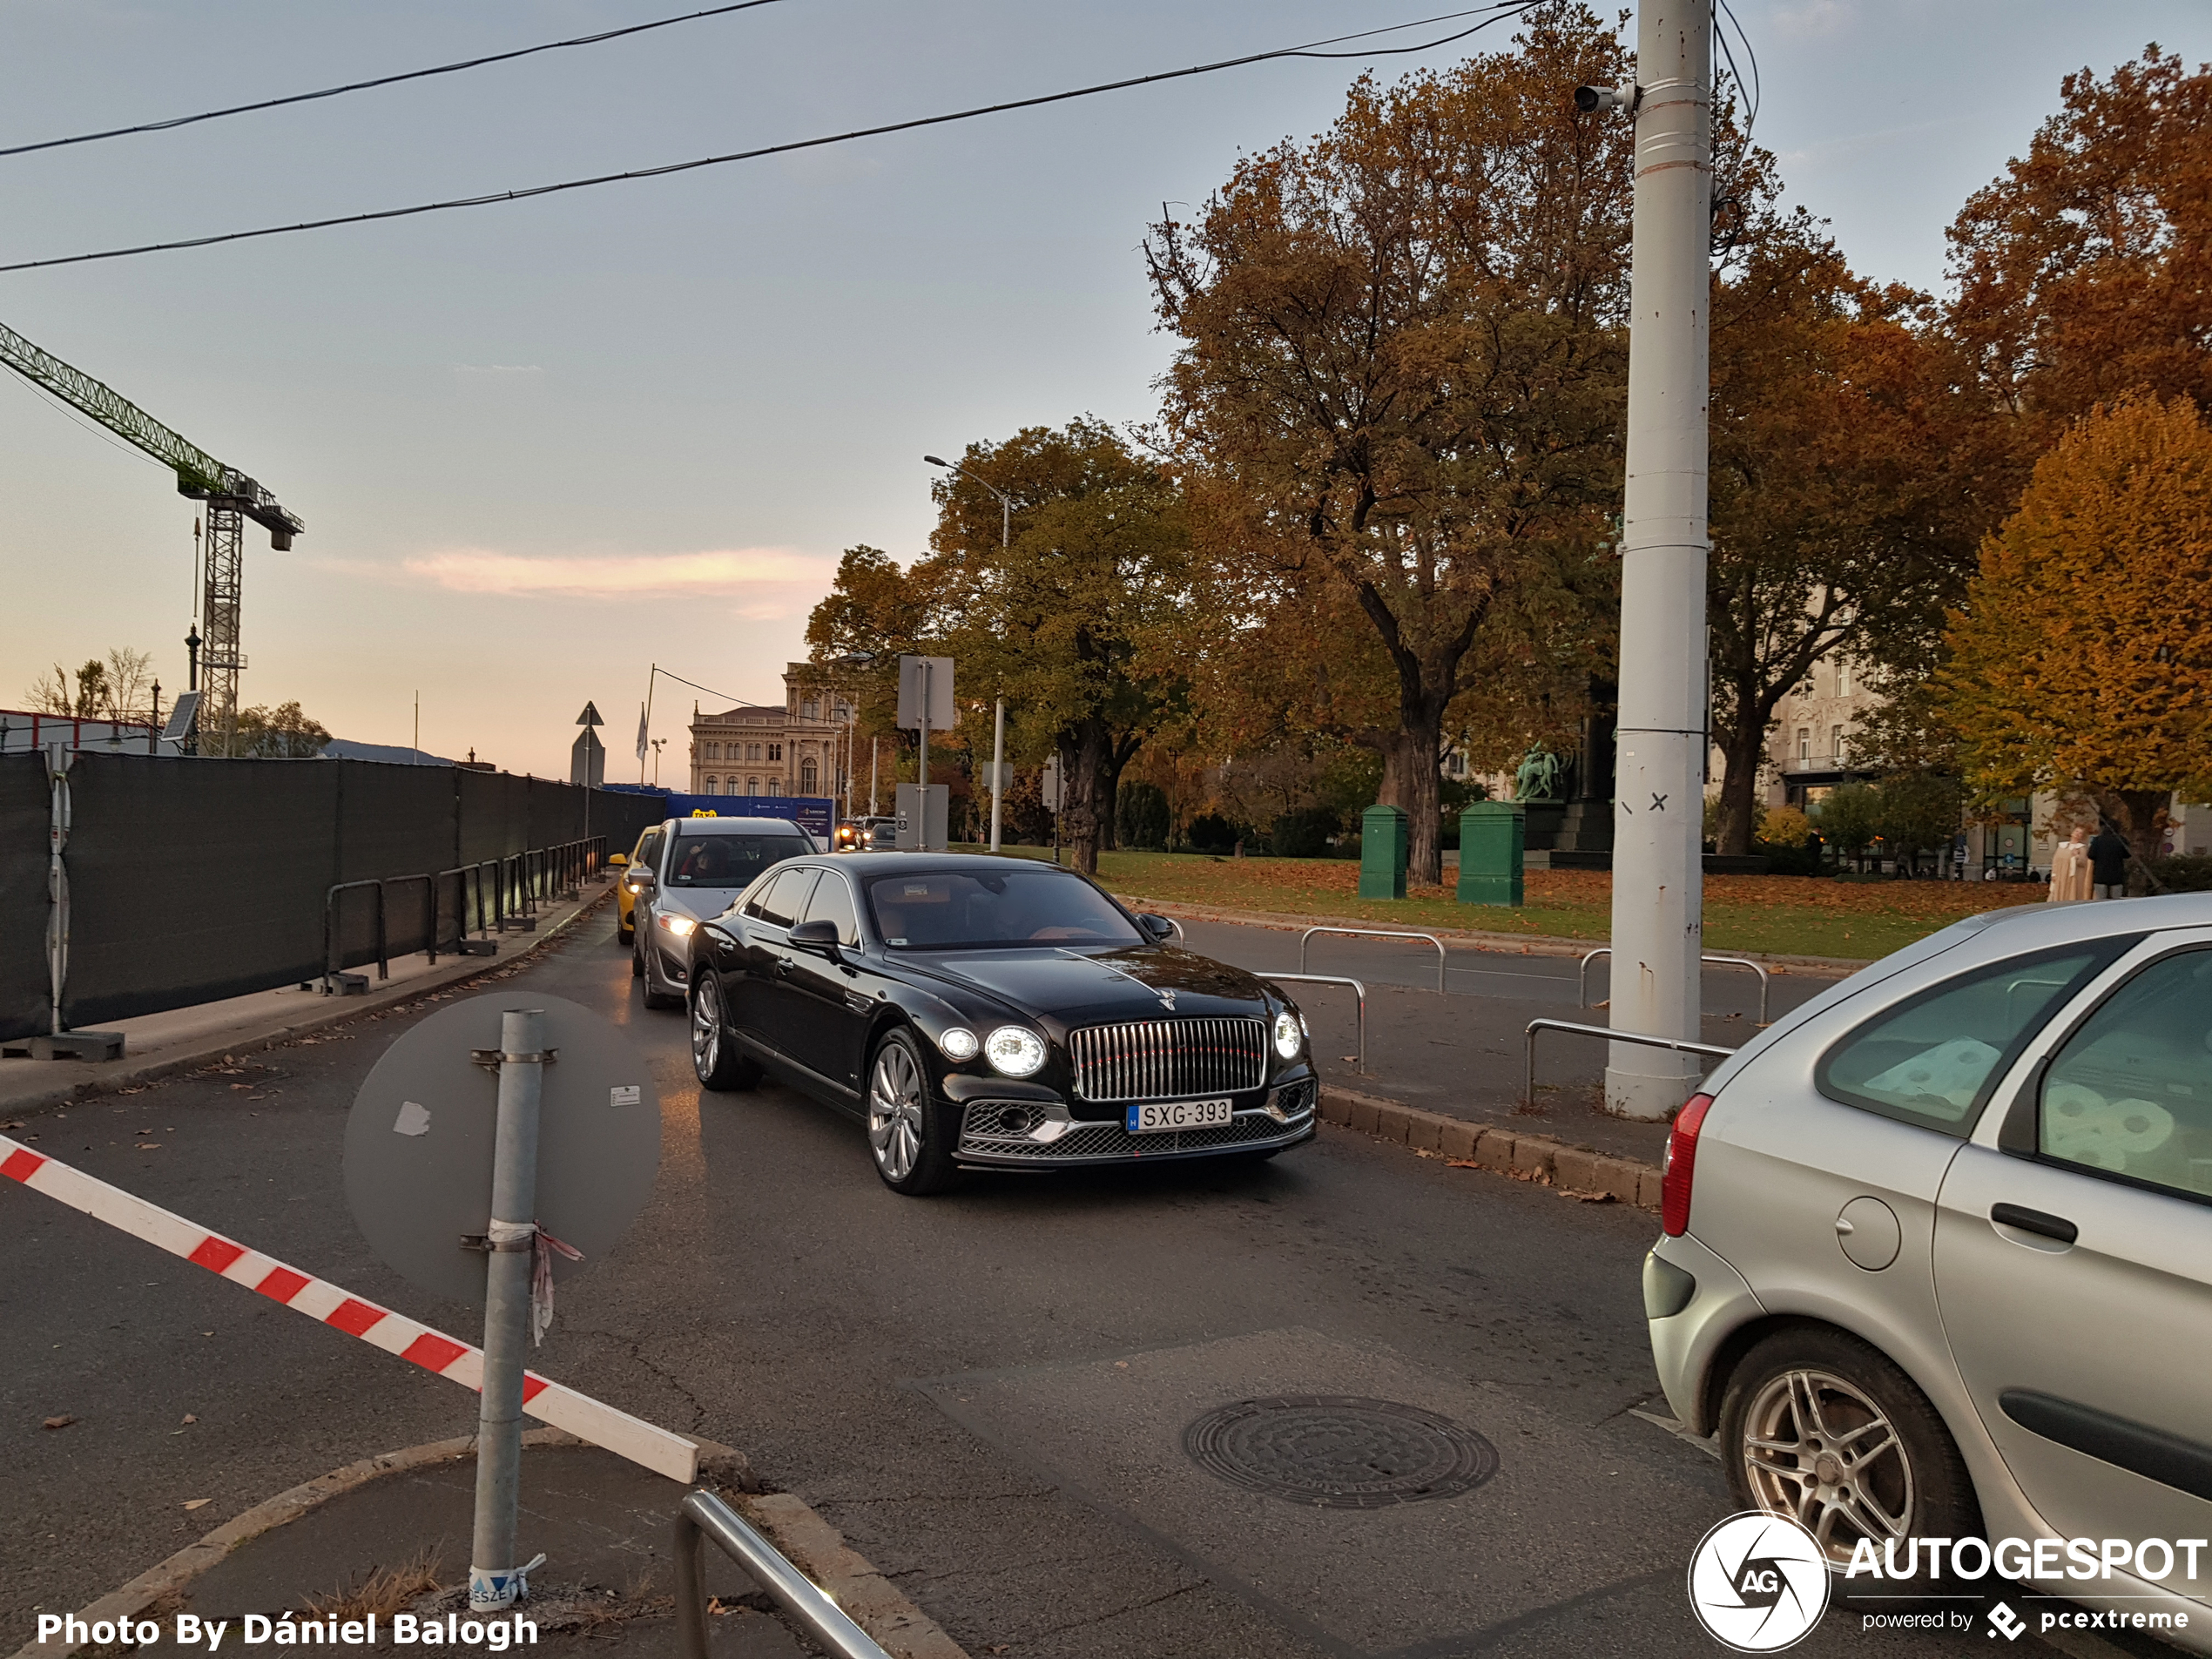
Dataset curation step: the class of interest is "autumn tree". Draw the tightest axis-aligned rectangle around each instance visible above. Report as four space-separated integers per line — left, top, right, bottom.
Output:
233 701 330 759
1946 47 2211 438
1704 226 2004 852
806 424 1190 873
1149 3 1635 885
1940 397 2212 865
24 648 158 722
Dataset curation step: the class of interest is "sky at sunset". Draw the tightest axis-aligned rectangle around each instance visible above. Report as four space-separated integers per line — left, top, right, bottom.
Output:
2 0 2201 777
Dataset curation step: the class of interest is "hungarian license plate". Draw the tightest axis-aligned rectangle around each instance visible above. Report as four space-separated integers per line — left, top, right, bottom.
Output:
1126 1097 1234 1134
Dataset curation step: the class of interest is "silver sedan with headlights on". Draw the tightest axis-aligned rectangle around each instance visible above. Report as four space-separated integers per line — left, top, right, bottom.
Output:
628 816 815 1010
682 853 1318 1194
1648 893 2212 1644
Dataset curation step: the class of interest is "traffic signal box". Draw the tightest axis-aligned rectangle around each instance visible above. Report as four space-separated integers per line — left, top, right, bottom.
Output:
1359 805 1409 899
1457 801 1525 907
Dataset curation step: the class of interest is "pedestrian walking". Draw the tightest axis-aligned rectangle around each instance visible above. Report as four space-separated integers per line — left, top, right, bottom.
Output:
2088 824 2131 900
2048 826 2092 903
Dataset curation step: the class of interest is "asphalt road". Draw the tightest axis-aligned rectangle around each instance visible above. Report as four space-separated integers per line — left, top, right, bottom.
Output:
2 907 2131 1658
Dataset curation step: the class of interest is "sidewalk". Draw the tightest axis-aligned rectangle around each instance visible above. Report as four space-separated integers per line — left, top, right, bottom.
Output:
28 1433 968 1659
0 881 615 1123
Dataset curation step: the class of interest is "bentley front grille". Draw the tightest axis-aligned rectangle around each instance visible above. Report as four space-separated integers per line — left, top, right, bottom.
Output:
1067 1016 1269 1103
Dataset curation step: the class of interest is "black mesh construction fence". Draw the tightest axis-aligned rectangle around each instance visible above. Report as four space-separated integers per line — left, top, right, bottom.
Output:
0 754 664 1041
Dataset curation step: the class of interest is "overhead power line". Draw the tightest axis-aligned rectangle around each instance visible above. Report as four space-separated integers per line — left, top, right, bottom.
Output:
0 3 1537 277
0 0 794 160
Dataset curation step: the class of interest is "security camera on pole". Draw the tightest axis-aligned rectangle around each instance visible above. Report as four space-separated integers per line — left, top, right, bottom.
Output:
1585 0 1713 1121
895 655 954 852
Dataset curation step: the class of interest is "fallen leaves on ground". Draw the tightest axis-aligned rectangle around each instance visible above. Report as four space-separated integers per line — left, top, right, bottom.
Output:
183 1499 212 1511
43 1415 75 1430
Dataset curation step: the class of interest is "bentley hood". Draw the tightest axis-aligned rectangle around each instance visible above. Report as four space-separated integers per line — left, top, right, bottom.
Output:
904 946 1274 1026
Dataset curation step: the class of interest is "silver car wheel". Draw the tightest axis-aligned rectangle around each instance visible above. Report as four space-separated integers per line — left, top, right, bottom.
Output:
1741 1367 1914 1561
691 976 721 1079
867 1041 925 1182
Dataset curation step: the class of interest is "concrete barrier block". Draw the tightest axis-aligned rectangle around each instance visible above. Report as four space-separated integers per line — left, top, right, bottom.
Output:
1474 1127 1516 1168
1554 1147 1599 1191
1374 1103 1413 1144
1345 1097 1380 1135
1511 1136 1556 1180
1637 1167 1665 1210
1594 1157 1646 1205
1318 1090 1353 1124
1438 1119 1478 1161
1405 1112 1444 1153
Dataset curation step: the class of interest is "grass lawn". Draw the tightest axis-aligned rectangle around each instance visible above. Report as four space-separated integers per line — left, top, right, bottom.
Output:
961 844 2042 961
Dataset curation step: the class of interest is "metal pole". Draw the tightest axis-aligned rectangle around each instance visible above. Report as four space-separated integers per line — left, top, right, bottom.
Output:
1604 0 1713 1121
869 737 879 817
470 1008 546 1612
989 698 1005 853
641 665 656 785
44 746 71 1037
919 661 930 847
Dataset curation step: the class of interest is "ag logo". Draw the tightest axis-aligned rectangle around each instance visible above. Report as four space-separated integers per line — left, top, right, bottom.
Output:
1686 1512 1831 1652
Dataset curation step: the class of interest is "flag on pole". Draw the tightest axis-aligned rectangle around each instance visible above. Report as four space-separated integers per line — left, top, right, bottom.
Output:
635 702 649 762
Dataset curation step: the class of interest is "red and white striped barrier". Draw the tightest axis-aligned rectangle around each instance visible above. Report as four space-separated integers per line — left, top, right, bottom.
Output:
1 1134 698 1483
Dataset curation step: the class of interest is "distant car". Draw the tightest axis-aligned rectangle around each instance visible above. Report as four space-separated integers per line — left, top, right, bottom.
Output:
629 816 814 1009
684 852 1318 1194
835 816 897 852
610 825 667 946
1648 894 2212 1640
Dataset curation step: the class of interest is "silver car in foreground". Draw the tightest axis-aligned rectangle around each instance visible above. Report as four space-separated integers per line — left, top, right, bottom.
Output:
1649 894 2212 1643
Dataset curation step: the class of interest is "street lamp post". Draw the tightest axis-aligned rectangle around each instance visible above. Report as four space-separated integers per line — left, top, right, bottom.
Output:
925 455 1013 852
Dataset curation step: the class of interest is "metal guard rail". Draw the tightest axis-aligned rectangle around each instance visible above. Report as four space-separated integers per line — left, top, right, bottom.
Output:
675 1489 891 1659
1524 1017 1737 1110
1578 947 1772 1025
323 838 605 991
1259 973 1366 1076
1300 926 1447 994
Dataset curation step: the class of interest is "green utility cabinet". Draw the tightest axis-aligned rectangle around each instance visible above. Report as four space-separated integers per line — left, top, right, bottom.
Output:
1457 800 1525 906
1359 805 1409 899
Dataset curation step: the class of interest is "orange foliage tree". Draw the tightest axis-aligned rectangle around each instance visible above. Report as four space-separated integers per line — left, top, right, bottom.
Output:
1946 47 2211 435
1146 3 1634 885
1940 398 2212 864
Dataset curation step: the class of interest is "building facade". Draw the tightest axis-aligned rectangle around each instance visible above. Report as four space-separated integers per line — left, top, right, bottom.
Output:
1755 651 1885 812
687 663 853 802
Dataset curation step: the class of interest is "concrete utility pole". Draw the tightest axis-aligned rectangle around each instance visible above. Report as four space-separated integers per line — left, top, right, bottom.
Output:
989 697 1005 853
1602 0 1713 1121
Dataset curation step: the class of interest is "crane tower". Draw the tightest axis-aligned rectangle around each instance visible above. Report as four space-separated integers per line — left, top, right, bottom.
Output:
0 320 303 756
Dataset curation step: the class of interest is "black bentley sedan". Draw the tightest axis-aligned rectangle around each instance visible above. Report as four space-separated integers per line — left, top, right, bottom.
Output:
681 852 1318 1194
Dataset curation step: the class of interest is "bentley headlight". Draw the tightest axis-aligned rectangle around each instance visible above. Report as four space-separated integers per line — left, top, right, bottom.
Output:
938 1026 981 1062
656 913 697 937
1273 1010 1303 1060
984 1026 1048 1077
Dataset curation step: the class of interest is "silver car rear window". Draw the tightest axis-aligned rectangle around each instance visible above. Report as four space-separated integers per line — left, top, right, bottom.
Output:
1815 940 2134 1135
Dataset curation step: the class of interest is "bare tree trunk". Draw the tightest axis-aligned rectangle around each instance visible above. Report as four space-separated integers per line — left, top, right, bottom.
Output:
1712 722 1770 854
1062 721 1111 874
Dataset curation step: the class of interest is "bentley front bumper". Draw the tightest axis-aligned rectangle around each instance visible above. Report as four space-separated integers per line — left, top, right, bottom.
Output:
954 1078 1318 1168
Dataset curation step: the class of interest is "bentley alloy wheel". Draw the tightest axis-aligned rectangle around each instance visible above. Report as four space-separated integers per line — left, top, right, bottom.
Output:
691 973 759 1092
866 1029 958 1195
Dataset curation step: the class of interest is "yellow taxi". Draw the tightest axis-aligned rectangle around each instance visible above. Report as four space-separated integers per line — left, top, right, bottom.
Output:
610 823 667 945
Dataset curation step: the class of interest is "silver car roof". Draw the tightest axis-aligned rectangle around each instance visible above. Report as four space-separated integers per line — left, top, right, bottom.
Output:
662 816 808 834
1697 891 2212 1096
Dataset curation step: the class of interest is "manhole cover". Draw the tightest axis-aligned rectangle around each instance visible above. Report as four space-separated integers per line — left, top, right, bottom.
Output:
1183 1395 1499 1509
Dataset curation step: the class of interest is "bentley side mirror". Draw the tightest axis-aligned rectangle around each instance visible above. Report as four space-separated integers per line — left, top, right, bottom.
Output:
1137 914 1176 943
787 918 842 955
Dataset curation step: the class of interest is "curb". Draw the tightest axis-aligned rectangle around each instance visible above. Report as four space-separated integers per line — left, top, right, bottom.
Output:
1116 895 1869 975
1319 1085 1664 1213
13 1428 969 1659
0 887 614 1123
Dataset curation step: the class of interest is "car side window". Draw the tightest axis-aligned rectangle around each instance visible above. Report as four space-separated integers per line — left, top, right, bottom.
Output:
754 868 817 930
636 830 663 870
802 873 860 947
2035 949 2212 1200
1817 945 2124 1135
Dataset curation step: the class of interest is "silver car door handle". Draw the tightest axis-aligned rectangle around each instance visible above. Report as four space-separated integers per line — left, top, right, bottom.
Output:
1991 1202 2078 1245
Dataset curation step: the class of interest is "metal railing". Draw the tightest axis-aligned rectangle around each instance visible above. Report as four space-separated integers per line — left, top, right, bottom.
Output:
322 838 607 992
1299 926 1447 993
1578 948 1772 1024
1261 972 1366 1076
1524 1017 1737 1110
674 1489 891 1659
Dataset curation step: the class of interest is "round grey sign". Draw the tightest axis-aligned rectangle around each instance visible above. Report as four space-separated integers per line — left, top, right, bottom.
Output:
344 992 659 1307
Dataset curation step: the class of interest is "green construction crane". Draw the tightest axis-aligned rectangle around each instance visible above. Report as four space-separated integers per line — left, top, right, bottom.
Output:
0 319 304 756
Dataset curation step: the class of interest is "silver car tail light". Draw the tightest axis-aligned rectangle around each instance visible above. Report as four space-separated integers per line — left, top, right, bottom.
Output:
1662 1092 1713 1237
